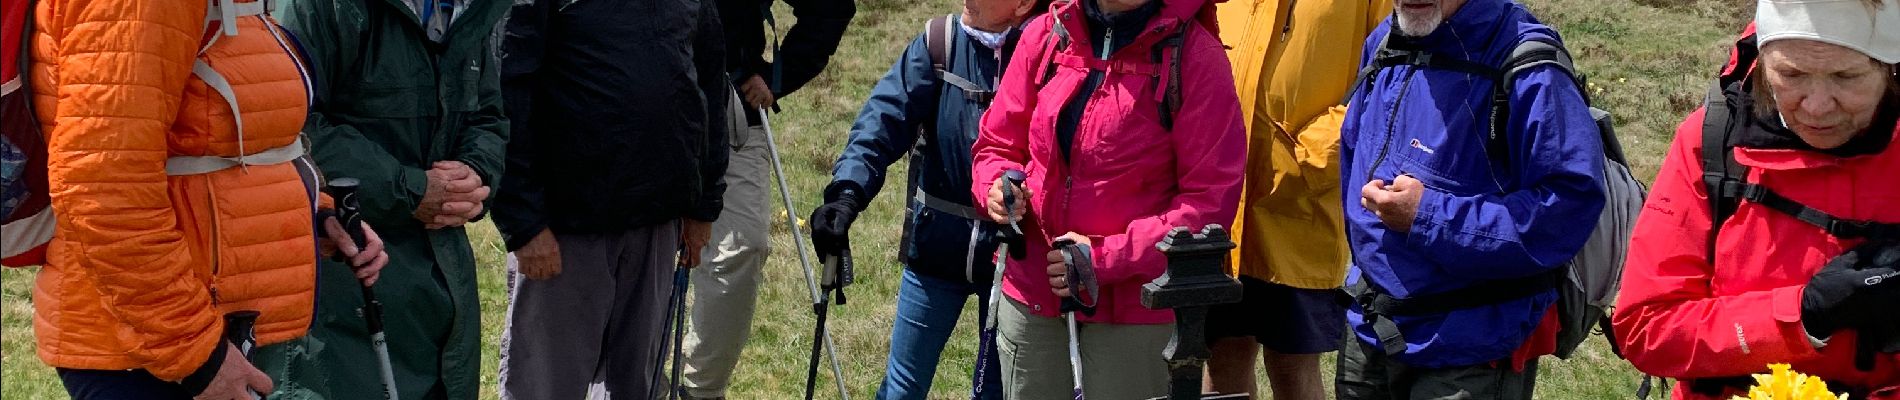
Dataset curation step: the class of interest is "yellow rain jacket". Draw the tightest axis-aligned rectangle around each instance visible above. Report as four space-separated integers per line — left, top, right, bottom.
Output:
1217 0 1389 289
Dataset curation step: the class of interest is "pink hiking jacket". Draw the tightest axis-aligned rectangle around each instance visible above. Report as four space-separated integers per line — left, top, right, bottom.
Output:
971 0 1245 325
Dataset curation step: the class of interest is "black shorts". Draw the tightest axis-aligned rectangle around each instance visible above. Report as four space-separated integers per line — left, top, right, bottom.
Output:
1204 276 1349 354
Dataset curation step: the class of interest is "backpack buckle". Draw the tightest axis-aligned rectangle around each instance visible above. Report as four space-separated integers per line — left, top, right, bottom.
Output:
1828 219 1873 238
1735 182 1766 202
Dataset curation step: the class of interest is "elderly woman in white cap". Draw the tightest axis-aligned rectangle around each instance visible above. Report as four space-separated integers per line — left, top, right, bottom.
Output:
1611 0 1900 398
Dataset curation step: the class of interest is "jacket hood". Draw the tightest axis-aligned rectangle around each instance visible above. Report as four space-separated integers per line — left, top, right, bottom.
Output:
1051 0 1220 40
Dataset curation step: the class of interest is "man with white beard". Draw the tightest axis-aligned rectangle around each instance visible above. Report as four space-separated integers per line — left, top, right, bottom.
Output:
1333 0 1607 398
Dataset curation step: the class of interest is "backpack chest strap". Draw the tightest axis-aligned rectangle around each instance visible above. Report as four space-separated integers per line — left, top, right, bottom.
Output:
1724 181 1900 239
936 70 995 104
1052 52 1160 77
166 137 307 176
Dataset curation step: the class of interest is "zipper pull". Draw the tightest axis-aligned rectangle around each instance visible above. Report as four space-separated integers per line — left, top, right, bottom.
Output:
1100 27 1114 60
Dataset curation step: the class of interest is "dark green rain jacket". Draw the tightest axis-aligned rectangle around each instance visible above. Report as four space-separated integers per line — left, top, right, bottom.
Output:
271 0 508 398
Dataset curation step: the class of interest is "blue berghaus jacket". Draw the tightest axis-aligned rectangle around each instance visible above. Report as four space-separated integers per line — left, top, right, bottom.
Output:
1339 0 1607 368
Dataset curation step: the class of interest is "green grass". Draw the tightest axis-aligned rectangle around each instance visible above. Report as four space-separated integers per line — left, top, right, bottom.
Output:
3 0 1749 398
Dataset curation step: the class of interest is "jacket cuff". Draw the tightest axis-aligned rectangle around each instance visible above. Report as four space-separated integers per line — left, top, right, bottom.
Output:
824 181 867 210
501 221 547 253
688 193 725 222
1406 187 1449 247
396 167 430 218
313 209 338 240
179 339 229 396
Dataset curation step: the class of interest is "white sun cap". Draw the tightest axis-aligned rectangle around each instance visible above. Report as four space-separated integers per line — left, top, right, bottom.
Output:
1756 0 1900 64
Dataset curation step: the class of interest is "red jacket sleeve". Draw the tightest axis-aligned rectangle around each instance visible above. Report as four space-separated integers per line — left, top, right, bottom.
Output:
1091 29 1246 285
1610 107 1821 378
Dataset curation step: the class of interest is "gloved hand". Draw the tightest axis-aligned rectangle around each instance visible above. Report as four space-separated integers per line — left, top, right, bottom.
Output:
1802 241 1900 339
810 182 862 262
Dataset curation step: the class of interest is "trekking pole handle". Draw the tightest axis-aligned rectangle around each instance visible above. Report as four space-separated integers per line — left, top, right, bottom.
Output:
1052 238 1097 316
325 178 369 250
1001 170 1027 235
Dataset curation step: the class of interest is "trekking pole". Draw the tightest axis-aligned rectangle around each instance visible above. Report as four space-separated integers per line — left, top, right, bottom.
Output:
756 109 850 400
1053 238 1099 400
222 310 266 400
971 170 1025 400
326 178 400 400
647 257 690 400
670 265 690 400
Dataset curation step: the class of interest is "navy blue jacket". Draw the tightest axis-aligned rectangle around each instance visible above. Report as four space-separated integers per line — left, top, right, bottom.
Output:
830 16 1022 284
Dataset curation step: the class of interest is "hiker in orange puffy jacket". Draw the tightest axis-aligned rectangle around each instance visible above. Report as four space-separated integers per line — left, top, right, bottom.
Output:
1612 1 1900 398
970 0 1246 397
28 1 387 399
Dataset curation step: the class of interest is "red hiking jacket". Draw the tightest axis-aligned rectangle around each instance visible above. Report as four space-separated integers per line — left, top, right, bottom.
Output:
1612 26 1900 399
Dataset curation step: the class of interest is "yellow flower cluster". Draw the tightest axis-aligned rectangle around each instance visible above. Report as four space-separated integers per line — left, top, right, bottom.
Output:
780 209 808 230
1732 364 1849 400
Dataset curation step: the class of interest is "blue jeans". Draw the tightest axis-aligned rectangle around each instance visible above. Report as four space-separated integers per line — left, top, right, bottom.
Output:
878 269 1001 400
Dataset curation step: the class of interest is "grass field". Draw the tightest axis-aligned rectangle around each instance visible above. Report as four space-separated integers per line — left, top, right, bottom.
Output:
4 0 1754 398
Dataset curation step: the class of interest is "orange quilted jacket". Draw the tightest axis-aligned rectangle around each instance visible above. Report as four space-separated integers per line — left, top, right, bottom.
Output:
30 0 319 381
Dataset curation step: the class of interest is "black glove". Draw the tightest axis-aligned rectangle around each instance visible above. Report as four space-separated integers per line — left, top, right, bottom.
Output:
810 183 862 260
1802 241 1900 339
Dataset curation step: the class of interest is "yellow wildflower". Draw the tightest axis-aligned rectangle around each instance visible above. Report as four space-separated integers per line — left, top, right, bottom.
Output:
1732 364 1849 400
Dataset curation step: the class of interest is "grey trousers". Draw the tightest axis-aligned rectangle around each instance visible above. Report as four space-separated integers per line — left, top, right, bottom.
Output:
1335 328 1540 400
681 90 772 399
499 221 682 400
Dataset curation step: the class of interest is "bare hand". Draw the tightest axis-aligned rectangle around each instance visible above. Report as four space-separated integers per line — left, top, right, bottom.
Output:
1045 233 1091 298
320 216 389 286
985 176 1032 225
739 74 775 110
1360 175 1425 233
419 162 490 229
514 229 562 280
193 343 273 400
679 219 713 268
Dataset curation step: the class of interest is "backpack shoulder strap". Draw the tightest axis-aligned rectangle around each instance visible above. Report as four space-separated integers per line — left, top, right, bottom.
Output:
1700 82 1744 261
925 14 954 73
927 15 997 104
1154 20 1191 131
1342 32 1392 106
1487 38 1583 171
1034 16 1071 88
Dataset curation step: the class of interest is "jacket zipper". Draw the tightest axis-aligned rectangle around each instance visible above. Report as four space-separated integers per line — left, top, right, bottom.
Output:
207 178 224 305
1365 69 1418 182
1063 25 1113 241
